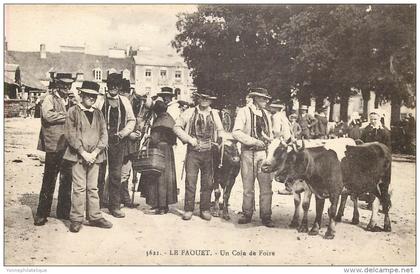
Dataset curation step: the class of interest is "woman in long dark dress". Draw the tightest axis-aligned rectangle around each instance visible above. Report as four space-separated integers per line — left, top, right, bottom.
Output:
140 100 178 214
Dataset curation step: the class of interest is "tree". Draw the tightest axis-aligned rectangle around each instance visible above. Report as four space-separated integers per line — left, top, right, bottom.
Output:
173 4 415 124
172 5 298 107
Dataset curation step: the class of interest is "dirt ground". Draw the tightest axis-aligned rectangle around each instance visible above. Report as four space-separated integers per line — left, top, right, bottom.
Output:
4 117 416 266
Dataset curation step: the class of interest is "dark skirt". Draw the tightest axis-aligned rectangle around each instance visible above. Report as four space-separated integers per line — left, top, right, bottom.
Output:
138 142 177 208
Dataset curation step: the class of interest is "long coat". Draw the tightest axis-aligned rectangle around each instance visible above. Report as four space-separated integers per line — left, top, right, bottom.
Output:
139 112 178 208
37 93 68 152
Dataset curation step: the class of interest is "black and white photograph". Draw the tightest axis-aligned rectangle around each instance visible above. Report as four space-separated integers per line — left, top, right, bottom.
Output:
2 3 416 269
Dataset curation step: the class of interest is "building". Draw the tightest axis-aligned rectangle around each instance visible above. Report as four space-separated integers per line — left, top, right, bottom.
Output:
133 52 195 102
5 44 135 96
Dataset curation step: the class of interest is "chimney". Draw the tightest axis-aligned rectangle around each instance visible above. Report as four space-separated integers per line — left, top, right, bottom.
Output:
40 44 46 59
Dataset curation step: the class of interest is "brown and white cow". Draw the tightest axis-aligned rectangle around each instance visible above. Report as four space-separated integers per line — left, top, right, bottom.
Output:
261 138 345 239
263 138 392 237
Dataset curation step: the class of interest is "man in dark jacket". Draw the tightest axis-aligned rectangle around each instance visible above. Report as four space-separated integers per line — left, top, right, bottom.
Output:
34 74 74 226
96 73 135 218
361 110 391 149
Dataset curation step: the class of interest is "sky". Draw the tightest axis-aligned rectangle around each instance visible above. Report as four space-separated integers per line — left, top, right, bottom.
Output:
5 5 197 56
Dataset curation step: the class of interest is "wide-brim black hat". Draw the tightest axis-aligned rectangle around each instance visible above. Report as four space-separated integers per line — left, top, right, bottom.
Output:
248 87 271 99
55 73 74 84
157 86 175 97
77 81 100 95
105 73 123 86
194 88 217 100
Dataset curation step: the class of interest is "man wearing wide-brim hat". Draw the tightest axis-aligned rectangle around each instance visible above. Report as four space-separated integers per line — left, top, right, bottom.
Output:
95 72 136 218
63 81 112 232
173 88 226 221
298 104 317 139
34 73 75 226
232 87 275 227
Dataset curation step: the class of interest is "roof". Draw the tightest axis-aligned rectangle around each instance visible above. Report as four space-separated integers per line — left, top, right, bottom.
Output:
133 53 187 68
5 51 135 85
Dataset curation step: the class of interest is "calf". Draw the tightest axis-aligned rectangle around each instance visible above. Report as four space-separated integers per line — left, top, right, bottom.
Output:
262 139 344 239
338 142 392 232
212 138 240 220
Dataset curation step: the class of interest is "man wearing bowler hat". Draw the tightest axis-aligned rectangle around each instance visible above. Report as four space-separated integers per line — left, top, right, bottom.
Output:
64 81 112 232
34 73 74 226
96 73 135 218
232 87 275 227
173 88 225 221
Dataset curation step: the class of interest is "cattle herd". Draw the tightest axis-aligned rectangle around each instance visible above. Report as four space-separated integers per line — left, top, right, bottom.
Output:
214 137 392 240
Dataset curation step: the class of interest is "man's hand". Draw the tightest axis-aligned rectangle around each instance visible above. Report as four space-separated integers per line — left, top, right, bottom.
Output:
116 132 124 139
81 151 95 165
189 137 198 148
129 131 142 141
254 139 266 149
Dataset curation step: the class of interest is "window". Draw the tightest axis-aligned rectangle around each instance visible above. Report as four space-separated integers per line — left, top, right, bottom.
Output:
93 69 102 81
160 70 167 77
175 88 181 99
145 69 152 77
145 87 151 94
175 70 182 79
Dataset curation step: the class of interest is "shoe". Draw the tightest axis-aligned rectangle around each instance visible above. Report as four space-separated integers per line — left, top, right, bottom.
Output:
34 216 48 226
122 202 139 208
89 218 113 229
238 215 252 224
144 209 164 215
182 211 193 221
109 208 126 218
262 218 275 228
200 211 212 221
69 222 82 233
278 188 293 195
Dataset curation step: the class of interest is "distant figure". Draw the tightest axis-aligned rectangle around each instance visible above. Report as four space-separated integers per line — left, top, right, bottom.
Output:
313 106 329 139
289 113 302 139
347 112 362 140
361 110 391 149
298 105 317 139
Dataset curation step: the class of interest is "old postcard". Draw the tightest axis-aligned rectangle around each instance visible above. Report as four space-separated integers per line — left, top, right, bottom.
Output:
3 3 416 268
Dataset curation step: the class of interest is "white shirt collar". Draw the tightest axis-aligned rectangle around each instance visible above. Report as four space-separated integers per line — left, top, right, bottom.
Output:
78 103 95 112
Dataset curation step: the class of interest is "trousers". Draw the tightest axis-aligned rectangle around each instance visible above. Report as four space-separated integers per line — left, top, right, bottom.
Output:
184 149 214 212
36 150 72 219
70 162 102 223
240 150 273 219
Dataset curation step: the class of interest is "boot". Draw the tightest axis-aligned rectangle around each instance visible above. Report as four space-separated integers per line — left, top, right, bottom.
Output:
109 208 125 218
182 211 193 221
69 222 82 233
89 218 113 229
200 211 212 221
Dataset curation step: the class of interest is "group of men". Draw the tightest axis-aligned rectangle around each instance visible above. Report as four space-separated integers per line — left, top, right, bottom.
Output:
33 72 391 230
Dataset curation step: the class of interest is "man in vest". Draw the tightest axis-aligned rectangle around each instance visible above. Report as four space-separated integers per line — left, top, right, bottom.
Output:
96 73 135 218
34 73 74 225
232 87 275 227
173 89 225 221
